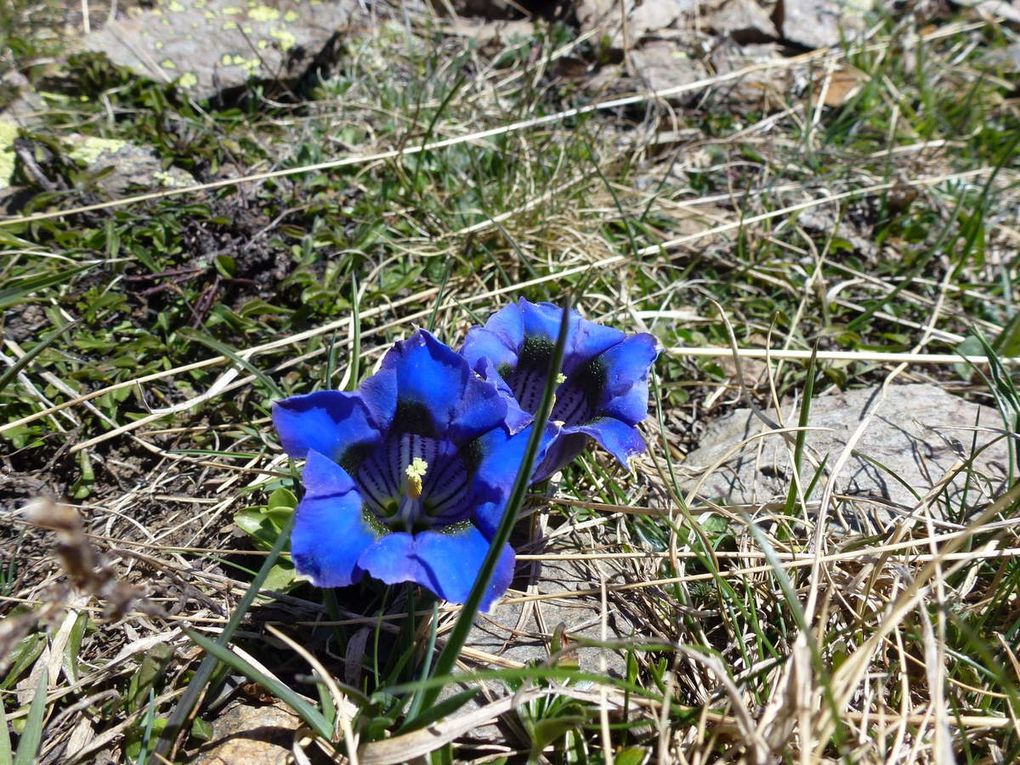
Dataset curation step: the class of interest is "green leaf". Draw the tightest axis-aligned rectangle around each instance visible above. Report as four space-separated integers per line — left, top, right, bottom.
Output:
0 265 93 310
529 714 587 757
189 717 213 743
1 633 44 691
0 321 76 395
1 695 12 765
125 643 173 713
261 563 296 593
397 688 477 735
213 254 236 278
993 312 1020 357
70 451 95 500
124 716 167 762
616 746 651 765
183 628 332 741
13 674 47 765
268 487 298 512
62 612 90 685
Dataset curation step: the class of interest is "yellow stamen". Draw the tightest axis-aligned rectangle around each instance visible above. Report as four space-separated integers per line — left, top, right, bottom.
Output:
405 457 428 499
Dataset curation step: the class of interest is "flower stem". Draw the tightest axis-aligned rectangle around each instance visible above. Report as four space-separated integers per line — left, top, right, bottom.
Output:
417 296 572 709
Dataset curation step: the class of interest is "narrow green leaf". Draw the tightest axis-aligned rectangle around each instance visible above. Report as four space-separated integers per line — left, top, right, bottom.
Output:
0 321 76 394
183 629 332 741
0 266 92 310
420 297 572 709
178 329 283 399
0 695 12 765
156 512 296 757
13 674 47 765
63 612 90 685
530 714 586 755
347 271 360 391
1 634 44 691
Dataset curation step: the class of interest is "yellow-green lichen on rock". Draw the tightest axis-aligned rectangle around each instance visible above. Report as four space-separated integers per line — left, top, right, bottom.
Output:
68 135 129 166
0 120 19 189
81 0 360 99
247 5 281 22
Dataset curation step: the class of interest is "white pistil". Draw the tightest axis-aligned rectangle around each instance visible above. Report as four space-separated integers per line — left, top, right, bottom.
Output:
404 457 428 499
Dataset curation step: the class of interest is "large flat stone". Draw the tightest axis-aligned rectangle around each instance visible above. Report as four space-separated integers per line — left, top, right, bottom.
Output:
628 41 709 94
774 0 874 50
681 384 1011 527
81 0 357 99
468 556 640 678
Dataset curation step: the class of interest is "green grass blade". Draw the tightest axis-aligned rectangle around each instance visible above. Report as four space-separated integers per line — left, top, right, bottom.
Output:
155 511 296 758
179 329 284 399
13 674 47 765
783 343 818 516
0 692 12 765
183 628 332 740
0 321 76 394
427 249 458 333
0 266 92 310
418 296 572 710
347 270 361 391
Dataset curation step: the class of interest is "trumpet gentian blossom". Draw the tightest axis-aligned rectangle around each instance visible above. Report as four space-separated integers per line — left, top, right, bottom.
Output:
461 299 659 482
272 330 550 611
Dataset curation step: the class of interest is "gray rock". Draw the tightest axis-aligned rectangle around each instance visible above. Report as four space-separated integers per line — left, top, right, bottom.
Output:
708 41 788 111
681 384 1012 527
775 0 873 50
982 42 1020 72
467 556 639 678
708 0 778 42
576 0 700 48
194 700 300 764
67 136 195 195
0 71 45 127
955 0 1020 25
0 73 45 191
628 41 709 94
80 0 357 100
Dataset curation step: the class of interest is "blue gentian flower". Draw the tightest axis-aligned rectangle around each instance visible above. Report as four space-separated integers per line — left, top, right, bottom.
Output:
461 299 659 481
272 330 550 611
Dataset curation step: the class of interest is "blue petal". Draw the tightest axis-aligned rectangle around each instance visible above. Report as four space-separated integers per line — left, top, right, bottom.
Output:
291 451 379 587
461 326 518 374
471 423 558 536
532 430 589 483
475 358 532 434
598 333 659 399
565 319 625 377
476 423 556 496
272 391 381 463
600 379 650 425
477 300 526 351
576 417 647 467
357 527 515 611
362 330 506 444
519 299 577 344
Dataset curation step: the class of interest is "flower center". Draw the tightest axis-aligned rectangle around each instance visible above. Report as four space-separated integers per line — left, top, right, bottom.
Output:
352 435 476 533
503 338 607 425
404 457 428 499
